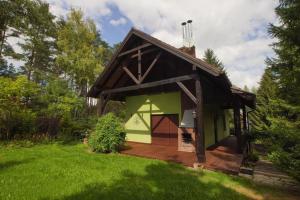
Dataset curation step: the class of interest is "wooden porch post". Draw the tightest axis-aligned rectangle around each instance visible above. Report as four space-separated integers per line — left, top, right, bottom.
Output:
242 105 247 132
97 94 104 116
195 78 206 162
233 97 242 153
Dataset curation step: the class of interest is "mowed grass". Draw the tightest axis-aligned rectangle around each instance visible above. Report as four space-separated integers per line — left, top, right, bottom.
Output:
0 142 298 200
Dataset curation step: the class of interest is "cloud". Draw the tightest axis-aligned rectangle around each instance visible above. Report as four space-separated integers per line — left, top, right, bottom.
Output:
43 0 278 88
109 17 127 26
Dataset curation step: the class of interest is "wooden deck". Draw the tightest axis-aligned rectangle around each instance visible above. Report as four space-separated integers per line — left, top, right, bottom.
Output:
121 136 243 174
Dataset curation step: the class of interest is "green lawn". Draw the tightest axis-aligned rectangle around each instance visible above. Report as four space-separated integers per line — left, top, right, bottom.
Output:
0 142 297 200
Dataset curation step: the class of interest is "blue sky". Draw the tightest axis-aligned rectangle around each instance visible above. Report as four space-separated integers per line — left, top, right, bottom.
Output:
99 5 132 45
12 0 278 88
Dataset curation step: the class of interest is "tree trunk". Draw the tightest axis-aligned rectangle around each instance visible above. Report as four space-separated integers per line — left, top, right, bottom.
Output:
0 28 6 57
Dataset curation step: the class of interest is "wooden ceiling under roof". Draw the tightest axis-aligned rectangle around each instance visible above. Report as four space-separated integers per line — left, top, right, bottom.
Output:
87 28 255 109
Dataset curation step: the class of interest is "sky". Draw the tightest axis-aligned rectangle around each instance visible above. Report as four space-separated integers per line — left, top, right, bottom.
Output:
22 0 279 88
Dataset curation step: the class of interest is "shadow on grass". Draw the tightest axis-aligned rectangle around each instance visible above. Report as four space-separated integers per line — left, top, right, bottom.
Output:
0 158 33 171
45 163 250 200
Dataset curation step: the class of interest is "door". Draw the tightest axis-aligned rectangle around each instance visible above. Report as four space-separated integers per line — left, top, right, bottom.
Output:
151 114 179 146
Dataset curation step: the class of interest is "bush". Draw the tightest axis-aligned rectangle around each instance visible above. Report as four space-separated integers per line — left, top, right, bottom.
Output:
88 113 125 153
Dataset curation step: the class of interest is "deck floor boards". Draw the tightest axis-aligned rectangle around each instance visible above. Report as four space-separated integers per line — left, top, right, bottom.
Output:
121 136 243 174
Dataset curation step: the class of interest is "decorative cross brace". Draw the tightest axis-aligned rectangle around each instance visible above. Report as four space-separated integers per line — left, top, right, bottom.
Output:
122 49 162 85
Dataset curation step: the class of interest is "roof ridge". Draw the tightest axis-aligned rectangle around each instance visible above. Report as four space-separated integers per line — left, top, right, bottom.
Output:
131 28 223 75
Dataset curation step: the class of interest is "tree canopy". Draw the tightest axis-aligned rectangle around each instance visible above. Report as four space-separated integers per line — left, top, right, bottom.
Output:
250 0 300 180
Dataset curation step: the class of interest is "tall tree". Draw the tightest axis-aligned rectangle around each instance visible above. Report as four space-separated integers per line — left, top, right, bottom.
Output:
203 48 225 72
249 68 278 131
267 0 300 104
255 0 300 180
56 9 105 96
0 0 28 58
18 0 57 81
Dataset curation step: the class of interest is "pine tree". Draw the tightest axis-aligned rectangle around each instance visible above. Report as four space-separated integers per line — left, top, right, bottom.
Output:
257 0 300 180
203 48 225 73
0 0 29 58
18 0 57 81
249 68 278 131
267 0 300 105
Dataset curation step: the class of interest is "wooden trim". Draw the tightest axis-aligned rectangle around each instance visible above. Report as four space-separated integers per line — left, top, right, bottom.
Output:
138 49 142 80
140 52 162 83
102 74 198 95
118 43 151 57
176 81 197 104
131 48 158 58
122 66 140 85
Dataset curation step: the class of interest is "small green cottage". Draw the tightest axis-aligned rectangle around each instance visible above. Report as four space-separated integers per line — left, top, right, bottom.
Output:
88 28 255 163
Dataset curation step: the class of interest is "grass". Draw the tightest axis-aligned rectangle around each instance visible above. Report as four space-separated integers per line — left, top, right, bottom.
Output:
0 142 298 200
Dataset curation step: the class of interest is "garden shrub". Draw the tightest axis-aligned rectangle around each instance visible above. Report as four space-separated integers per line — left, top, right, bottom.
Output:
88 113 125 153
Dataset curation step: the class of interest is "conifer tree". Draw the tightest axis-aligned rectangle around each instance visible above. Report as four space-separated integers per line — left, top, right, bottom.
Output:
203 48 226 73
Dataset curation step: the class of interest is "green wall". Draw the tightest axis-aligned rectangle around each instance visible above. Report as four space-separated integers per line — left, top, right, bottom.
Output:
203 105 230 148
125 91 230 148
125 92 181 143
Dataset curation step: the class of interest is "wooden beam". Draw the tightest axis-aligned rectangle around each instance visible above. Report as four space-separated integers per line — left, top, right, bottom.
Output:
102 74 198 95
176 81 197 104
118 43 151 57
97 94 104 116
122 66 140 85
140 52 162 83
234 97 242 153
138 49 142 81
195 78 206 163
131 48 157 58
102 94 111 114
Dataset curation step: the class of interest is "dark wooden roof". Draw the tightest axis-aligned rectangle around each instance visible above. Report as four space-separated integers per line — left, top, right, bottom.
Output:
87 28 255 108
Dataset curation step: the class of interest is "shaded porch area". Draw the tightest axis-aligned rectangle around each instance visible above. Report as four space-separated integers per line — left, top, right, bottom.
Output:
121 136 243 175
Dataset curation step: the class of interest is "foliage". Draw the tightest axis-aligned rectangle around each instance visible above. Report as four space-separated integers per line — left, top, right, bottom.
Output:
104 101 126 121
247 151 259 163
249 68 278 132
18 0 57 82
267 0 300 104
88 113 125 153
0 58 18 77
0 0 29 58
0 76 40 139
203 48 226 73
56 9 106 96
250 0 300 180
37 77 85 136
0 4 113 141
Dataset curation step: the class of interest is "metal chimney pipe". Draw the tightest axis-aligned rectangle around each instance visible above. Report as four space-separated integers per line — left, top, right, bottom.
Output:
187 20 193 47
181 22 187 47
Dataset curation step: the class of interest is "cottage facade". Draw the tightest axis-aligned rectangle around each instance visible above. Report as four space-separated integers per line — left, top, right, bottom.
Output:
88 28 255 163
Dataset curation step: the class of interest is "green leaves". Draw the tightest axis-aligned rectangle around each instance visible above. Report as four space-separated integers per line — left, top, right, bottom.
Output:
0 76 40 138
56 9 105 96
88 113 125 153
